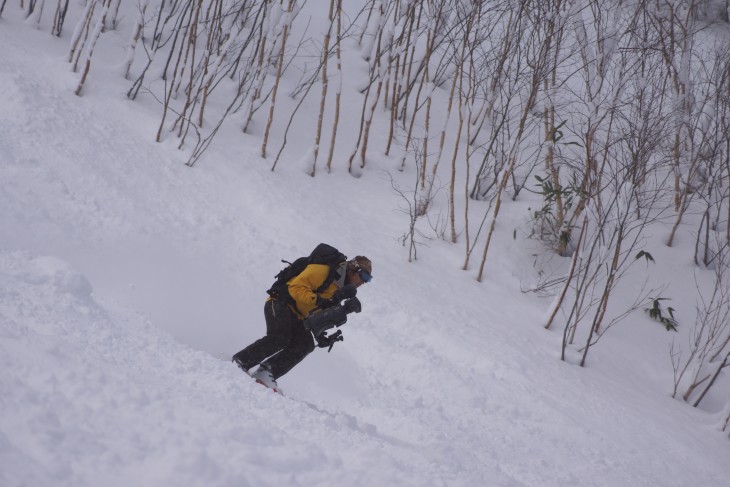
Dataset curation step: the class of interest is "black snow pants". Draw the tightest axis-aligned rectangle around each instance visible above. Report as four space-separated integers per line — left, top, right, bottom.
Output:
232 299 315 380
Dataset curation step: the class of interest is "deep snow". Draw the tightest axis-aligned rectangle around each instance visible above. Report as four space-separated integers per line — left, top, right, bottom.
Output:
2 3 730 486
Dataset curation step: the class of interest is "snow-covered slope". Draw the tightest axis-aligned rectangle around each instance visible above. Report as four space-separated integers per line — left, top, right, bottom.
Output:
2 6 730 487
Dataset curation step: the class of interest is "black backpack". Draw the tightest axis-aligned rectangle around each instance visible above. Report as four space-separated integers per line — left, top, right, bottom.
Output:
266 243 347 306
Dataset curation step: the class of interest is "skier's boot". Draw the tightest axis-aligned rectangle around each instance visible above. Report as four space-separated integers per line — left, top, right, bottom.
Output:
251 363 279 392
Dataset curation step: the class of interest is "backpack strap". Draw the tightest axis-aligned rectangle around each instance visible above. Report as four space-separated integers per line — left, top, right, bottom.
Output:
313 262 343 294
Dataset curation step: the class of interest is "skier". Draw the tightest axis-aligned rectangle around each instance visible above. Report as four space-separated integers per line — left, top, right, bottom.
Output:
232 254 372 391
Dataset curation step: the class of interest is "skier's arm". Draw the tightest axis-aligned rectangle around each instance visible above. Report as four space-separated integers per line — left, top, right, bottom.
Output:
287 264 332 316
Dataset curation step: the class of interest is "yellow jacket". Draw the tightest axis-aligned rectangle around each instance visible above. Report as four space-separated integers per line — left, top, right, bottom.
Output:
285 263 342 319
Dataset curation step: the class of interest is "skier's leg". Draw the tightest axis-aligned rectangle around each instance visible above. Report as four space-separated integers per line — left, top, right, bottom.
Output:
232 300 295 370
262 320 315 380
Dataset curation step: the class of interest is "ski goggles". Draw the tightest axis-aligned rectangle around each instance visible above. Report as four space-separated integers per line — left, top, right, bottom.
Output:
357 268 372 283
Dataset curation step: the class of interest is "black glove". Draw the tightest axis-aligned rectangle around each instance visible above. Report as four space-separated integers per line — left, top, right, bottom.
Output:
315 296 336 309
315 330 343 352
332 284 357 303
343 296 362 314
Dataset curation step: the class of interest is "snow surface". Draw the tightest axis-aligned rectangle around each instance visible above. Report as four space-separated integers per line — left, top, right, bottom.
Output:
2 4 730 487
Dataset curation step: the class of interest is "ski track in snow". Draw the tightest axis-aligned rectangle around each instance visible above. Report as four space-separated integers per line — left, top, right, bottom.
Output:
2 6 730 487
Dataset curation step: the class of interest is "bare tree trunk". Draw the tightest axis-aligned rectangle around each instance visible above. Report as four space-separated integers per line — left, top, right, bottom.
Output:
462 62 475 270
726 137 730 242
359 76 383 170
448 66 465 244
122 0 149 79
399 68 426 171
476 72 539 281
155 0 195 142
357 9 386 171
310 0 337 176
415 2 446 192
592 223 624 334
107 0 122 30
579 223 626 367
262 0 294 159
68 0 97 67
51 0 70 36
326 0 343 172
545 216 587 330
692 352 730 407
399 1 423 128
174 0 202 146
384 51 399 156
358 0 377 45
420 57 431 190
242 4 273 134
75 0 111 96
195 0 225 128
348 80 373 172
